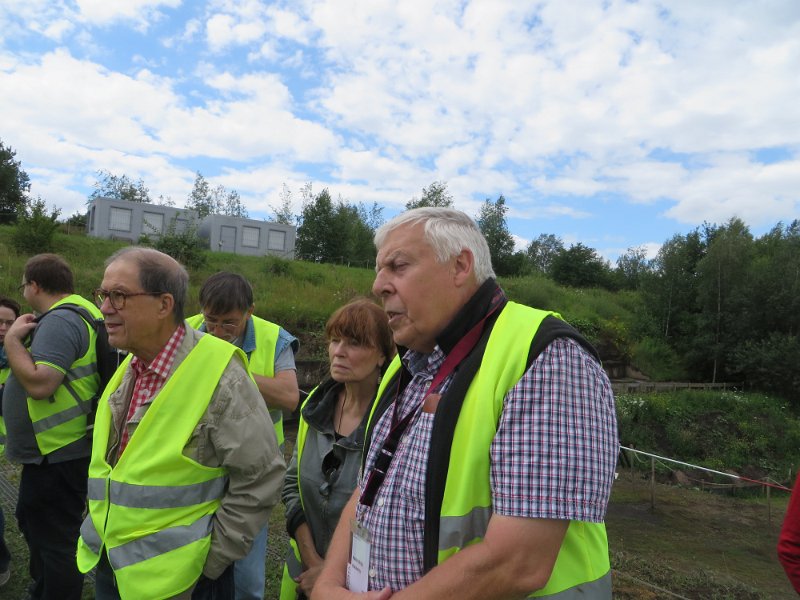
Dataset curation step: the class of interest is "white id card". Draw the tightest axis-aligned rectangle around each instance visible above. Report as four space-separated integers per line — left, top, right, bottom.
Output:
346 520 371 592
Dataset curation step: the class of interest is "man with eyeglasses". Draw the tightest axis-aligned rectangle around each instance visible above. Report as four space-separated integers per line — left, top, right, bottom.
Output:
313 209 617 600
2 253 103 600
187 271 299 600
76 248 285 600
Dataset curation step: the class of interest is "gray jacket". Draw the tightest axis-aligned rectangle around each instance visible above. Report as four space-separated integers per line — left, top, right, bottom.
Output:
103 325 286 585
282 378 370 558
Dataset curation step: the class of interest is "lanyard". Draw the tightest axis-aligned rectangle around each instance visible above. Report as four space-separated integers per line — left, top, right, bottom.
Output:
359 304 499 507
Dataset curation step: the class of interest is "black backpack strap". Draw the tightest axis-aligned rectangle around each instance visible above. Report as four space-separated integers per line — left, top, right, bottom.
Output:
38 304 98 331
422 314 600 573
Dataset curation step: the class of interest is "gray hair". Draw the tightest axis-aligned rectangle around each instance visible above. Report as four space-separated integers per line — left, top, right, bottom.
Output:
374 207 495 282
106 247 189 324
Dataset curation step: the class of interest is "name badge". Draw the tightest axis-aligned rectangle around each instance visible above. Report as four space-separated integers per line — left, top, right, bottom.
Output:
346 520 371 592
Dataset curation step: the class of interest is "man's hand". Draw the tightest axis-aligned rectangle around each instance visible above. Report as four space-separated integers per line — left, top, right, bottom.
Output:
6 314 37 343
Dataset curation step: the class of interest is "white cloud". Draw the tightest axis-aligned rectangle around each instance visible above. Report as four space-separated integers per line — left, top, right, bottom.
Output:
1 0 799 249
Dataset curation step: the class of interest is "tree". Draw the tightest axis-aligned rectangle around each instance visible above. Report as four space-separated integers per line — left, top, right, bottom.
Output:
615 246 650 290
550 243 613 288
216 187 247 218
296 188 337 262
90 170 151 204
12 196 61 253
186 172 247 218
476 195 516 276
271 183 295 225
0 139 31 224
526 234 564 275
406 181 453 210
695 218 753 382
186 172 214 217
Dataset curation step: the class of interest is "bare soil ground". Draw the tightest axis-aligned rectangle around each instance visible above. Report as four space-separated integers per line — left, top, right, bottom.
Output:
607 474 794 599
1 452 794 599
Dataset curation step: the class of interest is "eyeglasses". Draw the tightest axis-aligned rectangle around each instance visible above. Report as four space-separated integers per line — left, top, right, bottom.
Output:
17 282 29 293
94 288 166 311
203 316 244 334
0 319 16 328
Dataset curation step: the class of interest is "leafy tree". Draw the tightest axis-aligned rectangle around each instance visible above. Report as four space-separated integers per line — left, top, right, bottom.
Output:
640 230 705 342
12 196 61 253
186 172 214 217
526 233 564 275
296 188 381 266
271 183 295 225
296 188 337 262
729 332 800 406
747 220 800 338
186 172 247 218
63 211 87 229
695 218 753 382
550 243 613 288
90 170 151 204
615 246 650 290
406 181 453 210
0 139 31 224
476 195 516 276
217 187 247 218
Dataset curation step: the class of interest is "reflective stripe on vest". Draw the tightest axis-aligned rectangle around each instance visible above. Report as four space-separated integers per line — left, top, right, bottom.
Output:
77 334 241 599
279 537 303 600
187 313 285 448
27 294 101 454
86 476 227 508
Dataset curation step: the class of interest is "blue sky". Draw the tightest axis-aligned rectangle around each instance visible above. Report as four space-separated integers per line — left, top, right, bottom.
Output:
1 0 799 262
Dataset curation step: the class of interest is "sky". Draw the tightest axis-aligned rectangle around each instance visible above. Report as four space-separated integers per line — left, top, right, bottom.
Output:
1 0 799 262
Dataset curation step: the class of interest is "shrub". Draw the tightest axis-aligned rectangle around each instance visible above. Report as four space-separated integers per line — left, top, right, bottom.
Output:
154 219 207 270
11 197 60 253
616 390 800 477
264 256 292 277
631 336 688 381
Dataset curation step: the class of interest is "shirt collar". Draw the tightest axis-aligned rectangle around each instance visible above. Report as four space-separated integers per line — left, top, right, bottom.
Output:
240 317 256 354
131 324 186 378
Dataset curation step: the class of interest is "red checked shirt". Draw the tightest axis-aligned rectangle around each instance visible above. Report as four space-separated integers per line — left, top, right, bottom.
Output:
118 324 186 454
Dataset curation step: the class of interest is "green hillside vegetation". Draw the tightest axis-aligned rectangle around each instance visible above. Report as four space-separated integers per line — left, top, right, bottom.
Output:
0 224 639 362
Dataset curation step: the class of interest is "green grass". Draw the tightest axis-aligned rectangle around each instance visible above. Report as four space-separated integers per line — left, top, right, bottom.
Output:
1 224 642 362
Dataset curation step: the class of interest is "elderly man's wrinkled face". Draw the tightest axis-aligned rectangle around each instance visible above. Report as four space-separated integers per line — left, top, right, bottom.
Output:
372 223 464 353
98 258 165 359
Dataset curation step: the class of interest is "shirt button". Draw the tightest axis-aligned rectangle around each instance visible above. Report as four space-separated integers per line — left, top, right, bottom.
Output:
377 497 385 507
369 568 377 578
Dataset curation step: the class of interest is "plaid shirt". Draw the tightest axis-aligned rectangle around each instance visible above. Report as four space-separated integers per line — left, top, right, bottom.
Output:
355 333 618 591
118 325 186 453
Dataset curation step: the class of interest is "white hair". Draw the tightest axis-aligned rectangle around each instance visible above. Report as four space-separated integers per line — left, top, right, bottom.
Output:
374 207 495 282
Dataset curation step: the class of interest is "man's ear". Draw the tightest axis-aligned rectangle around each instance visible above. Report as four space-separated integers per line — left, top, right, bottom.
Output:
158 293 175 319
452 249 475 287
246 304 255 319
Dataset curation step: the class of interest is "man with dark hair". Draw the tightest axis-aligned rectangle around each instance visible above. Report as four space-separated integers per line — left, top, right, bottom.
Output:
188 271 299 600
77 248 285 599
3 254 103 599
